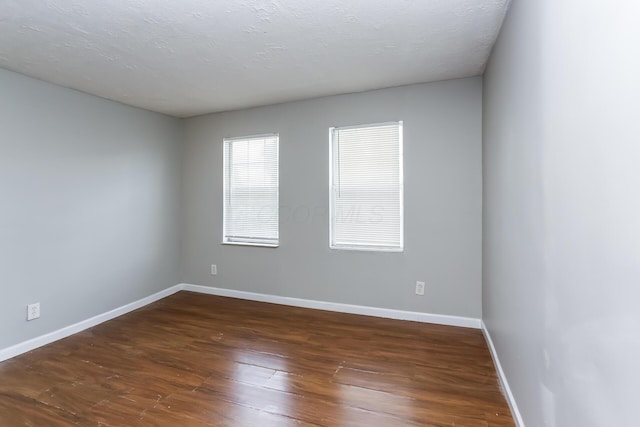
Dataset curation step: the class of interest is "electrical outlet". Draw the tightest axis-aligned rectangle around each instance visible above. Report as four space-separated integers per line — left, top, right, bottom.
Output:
211 264 217 275
415 281 425 296
27 302 40 321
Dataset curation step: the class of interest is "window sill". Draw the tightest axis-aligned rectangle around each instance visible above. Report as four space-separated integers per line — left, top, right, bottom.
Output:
222 241 279 248
330 245 403 253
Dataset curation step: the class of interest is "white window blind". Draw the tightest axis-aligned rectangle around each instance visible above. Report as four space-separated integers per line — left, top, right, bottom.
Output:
223 134 279 246
330 122 403 251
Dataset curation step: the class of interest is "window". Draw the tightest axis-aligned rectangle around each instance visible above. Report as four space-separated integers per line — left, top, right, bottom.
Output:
223 134 279 246
330 122 403 251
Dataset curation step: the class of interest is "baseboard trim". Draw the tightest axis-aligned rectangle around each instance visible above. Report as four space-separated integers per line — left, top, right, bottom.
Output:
0 285 182 363
181 283 481 329
481 321 525 427
0 283 481 363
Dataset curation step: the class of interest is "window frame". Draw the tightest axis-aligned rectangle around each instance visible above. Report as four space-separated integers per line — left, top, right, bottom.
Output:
329 121 404 252
222 133 280 248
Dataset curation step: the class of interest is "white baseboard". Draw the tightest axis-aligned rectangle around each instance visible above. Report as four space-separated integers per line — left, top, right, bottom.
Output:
181 283 481 329
481 321 525 427
0 285 182 363
0 283 481 363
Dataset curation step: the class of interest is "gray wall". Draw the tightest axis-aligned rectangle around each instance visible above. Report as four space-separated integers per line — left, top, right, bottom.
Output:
0 68 183 349
182 78 482 318
483 0 640 426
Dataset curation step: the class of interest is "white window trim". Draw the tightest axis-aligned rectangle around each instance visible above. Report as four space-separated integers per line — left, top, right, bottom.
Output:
222 133 280 248
329 121 404 252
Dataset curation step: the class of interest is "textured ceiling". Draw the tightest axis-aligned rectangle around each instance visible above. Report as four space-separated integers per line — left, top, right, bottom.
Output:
0 0 510 117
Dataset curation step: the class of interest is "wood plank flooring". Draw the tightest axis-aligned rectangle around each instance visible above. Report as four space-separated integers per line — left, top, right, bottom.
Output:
0 291 514 426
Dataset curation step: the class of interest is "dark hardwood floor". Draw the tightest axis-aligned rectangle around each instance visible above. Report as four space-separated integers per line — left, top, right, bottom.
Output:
0 291 514 426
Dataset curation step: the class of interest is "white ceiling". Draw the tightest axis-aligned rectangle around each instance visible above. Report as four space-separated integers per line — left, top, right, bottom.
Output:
0 0 510 118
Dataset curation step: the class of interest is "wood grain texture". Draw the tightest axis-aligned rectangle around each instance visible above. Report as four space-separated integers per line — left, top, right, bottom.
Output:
0 291 514 426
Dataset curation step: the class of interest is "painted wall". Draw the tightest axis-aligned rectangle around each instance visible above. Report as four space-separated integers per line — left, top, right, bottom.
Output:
483 0 640 426
181 78 482 318
0 69 183 349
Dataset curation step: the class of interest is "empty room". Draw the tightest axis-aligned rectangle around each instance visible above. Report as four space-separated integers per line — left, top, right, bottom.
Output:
1 0 638 426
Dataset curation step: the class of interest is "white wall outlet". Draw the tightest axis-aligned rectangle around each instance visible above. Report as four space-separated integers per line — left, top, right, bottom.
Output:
415 281 425 296
27 302 40 321
211 264 217 275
